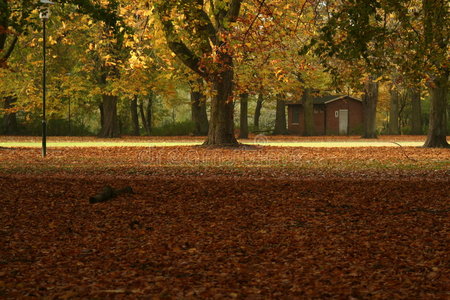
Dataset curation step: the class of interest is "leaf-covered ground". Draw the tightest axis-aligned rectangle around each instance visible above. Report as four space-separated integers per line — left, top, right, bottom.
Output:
0 143 449 299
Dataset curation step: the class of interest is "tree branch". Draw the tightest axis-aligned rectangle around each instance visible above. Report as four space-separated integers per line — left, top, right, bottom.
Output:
226 0 243 23
0 35 17 63
156 2 206 78
183 2 217 51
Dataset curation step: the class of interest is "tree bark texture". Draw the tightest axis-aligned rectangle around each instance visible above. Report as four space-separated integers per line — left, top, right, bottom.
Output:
424 74 449 147
139 95 152 135
422 0 449 147
388 88 400 135
409 88 422 135
362 78 378 139
203 57 238 145
190 79 209 136
98 94 119 138
99 103 104 132
238 93 249 139
273 96 287 135
302 88 314 136
130 95 140 136
254 92 263 132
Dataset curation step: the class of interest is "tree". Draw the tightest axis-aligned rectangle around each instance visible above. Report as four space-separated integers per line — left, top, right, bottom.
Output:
388 86 400 135
314 1 389 138
190 78 209 136
273 94 287 135
1 0 125 135
409 88 422 135
301 88 314 136
361 78 379 138
130 95 139 135
139 94 153 135
155 0 243 145
421 0 449 147
1 0 33 134
315 0 448 146
238 93 249 138
254 92 264 132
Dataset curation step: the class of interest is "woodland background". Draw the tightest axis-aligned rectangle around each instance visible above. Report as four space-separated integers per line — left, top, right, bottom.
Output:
0 0 449 146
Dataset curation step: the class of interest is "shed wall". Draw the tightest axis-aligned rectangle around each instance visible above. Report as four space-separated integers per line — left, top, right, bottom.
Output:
287 97 364 135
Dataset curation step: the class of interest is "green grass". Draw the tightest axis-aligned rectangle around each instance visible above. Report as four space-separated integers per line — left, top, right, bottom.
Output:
0 141 201 147
0 140 424 148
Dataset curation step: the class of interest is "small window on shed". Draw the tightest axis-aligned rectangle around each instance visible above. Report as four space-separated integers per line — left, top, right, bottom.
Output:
292 106 300 124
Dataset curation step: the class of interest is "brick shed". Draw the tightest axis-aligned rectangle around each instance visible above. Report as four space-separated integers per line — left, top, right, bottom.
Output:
287 95 364 135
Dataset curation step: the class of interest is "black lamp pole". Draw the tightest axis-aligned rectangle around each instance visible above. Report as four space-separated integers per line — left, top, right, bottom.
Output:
40 0 53 157
42 17 47 157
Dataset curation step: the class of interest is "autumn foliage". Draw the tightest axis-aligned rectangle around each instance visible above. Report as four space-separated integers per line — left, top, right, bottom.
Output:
0 142 449 298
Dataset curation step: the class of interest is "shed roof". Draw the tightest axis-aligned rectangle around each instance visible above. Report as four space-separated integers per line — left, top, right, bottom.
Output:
287 95 361 106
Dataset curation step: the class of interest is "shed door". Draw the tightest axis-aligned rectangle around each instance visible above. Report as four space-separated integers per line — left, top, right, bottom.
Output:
339 109 348 135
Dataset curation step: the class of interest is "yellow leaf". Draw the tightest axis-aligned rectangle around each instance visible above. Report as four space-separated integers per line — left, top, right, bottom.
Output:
374 76 383 82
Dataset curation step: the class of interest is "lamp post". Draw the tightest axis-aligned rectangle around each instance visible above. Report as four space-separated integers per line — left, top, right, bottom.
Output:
39 0 53 157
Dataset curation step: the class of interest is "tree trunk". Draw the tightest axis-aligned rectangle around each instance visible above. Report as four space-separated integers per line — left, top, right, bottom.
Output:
273 96 288 135
422 0 449 147
302 88 314 136
410 88 422 135
2 96 18 134
146 94 152 135
190 79 208 136
388 88 400 135
99 103 104 132
98 94 119 138
239 93 249 139
139 95 152 136
139 101 149 135
130 95 140 136
254 92 263 132
362 78 378 138
423 74 449 147
203 57 238 146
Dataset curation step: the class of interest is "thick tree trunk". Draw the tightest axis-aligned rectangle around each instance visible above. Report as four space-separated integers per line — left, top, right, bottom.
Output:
422 0 448 147
190 79 208 136
410 88 422 135
273 96 288 135
362 78 378 138
98 94 119 138
130 95 140 136
302 88 314 136
203 58 238 146
2 96 18 134
239 93 249 139
388 88 400 135
254 92 263 132
423 74 449 148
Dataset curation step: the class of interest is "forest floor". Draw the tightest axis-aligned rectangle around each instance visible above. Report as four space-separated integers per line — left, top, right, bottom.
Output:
0 137 449 299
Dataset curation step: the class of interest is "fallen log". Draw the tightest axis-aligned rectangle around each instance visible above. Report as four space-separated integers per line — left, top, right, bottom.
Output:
89 185 134 204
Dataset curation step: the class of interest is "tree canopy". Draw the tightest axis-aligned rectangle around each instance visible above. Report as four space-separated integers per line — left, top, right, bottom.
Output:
0 0 448 146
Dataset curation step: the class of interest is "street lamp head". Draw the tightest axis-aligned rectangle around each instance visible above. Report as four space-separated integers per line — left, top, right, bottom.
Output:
39 0 54 19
